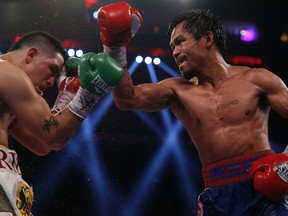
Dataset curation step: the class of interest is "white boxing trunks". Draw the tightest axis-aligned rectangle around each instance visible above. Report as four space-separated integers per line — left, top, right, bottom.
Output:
0 145 33 216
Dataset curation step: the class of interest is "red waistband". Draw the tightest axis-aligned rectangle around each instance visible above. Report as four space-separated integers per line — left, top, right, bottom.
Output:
202 150 275 188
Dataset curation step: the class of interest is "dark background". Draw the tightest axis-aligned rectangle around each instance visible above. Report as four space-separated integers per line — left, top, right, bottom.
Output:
1 0 288 215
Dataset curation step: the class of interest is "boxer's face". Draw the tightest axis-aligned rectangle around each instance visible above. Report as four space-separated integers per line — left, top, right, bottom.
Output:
169 22 202 80
24 49 64 95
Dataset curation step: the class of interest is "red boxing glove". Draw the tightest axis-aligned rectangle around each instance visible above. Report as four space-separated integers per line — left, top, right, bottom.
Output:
51 76 80 114
51 57 80 114
250 153 288 201
97 1 142 47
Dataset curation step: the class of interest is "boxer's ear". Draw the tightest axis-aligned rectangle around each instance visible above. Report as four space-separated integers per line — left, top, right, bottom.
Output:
25 48 38 63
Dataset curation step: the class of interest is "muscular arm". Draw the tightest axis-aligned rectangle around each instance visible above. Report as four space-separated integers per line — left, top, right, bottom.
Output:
251 68 288 118
112 67 176 112
10 109 80 155
1 62 82 154
10 119 55 156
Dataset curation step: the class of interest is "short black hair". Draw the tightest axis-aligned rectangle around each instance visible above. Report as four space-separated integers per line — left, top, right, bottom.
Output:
8 30 68 61
167 9 227 57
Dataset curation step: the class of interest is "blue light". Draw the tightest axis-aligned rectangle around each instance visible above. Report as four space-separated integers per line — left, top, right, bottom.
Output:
34 57 198 215
93 10 98 20
146 62 158 83
158 61 180 77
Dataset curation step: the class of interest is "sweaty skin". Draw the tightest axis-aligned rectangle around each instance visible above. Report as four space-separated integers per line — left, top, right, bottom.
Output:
0 48 82 155
113 22 288 165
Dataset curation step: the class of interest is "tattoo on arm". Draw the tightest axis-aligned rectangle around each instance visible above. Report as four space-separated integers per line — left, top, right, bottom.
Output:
42 116 59 132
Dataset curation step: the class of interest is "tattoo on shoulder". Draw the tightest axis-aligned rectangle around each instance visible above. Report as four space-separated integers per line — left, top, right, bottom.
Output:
42 116 59 132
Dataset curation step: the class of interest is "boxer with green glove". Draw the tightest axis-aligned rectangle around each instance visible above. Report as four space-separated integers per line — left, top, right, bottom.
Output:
68 52 124 118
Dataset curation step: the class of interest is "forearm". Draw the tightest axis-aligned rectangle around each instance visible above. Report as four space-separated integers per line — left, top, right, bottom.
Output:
113 68 134 97
10 120 52 156
43 108 83 150
11 108 82 153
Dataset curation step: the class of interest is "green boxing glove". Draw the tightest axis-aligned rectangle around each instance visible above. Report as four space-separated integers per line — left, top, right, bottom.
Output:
78 52 124 97
68 52 124 119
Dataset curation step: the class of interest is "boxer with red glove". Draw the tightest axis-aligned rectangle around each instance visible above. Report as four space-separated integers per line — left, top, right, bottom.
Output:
250 152 288 201
97 1 142 67
51 57 80 114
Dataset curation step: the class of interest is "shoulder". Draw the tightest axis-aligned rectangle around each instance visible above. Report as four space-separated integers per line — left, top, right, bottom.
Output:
229 66 273 81
231 66 286 93
0 59 31 90
159 77 196 87
0 59 27 78
0 59 22 74
242 67 276 82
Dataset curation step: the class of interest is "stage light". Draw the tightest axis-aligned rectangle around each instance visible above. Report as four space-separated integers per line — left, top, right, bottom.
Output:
14 35 21 42
144 57 152 64
151 48 170 57
230 55 263 66
85 0 98 9
280 33 288 42
135 55 143 63
67 48 75 57
153 57 161 65
93 10 98 20
76 49 84 57
240 28 258 42
63 39 78 48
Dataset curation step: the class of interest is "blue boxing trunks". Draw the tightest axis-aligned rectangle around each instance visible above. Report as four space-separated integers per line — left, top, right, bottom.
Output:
198 150 288 216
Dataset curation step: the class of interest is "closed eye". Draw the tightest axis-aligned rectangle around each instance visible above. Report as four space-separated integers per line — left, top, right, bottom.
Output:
50 64 61 77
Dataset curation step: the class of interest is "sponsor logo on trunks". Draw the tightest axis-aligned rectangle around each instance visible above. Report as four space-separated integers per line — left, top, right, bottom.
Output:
276 163 288 183
16 182 33 216
208 158 254 181
0 149 21 175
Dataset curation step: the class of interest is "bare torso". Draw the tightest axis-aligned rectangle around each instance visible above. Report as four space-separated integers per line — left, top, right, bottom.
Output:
0 99 15 147
168 67 270 165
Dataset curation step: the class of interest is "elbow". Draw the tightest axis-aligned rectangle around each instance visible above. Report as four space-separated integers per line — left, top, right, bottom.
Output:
34 148 51 156
30 145 52 156
114 102 128 110
48 141 66 152
44 137 66 152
